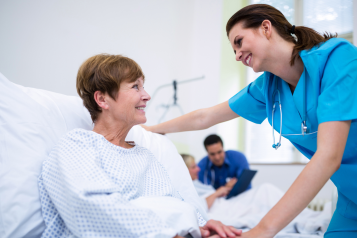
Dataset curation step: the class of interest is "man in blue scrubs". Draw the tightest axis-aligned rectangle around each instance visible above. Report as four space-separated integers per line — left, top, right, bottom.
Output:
197 134 251 191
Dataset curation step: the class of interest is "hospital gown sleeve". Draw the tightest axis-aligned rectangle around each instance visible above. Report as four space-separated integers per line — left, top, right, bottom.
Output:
228 73 267 124
40 135 177 238
317 42 357 123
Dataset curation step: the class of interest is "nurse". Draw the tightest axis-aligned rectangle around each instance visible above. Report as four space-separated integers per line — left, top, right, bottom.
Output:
143 4 357 238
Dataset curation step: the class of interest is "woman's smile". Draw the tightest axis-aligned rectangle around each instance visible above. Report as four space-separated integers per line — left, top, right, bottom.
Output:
245 53 252 67
135 105 146 113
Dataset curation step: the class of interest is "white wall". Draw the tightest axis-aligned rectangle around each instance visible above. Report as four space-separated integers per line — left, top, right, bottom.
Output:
0 0 340 200
0 0 223 160
251 164 335 200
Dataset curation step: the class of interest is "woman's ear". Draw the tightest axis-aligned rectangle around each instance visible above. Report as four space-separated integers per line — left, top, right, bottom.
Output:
94 91 109 110
261 20 272 40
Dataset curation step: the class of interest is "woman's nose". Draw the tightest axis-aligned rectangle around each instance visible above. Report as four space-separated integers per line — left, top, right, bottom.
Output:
142 89 151 101
236 51 243 61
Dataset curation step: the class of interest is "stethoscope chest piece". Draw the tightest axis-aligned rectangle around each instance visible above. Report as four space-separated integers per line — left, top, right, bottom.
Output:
301 121 307 136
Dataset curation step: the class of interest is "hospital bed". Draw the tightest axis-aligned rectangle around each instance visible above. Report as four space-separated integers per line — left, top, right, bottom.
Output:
0 72 333 238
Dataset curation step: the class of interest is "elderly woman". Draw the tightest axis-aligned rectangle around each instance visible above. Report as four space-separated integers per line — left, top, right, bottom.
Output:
38 54 241 238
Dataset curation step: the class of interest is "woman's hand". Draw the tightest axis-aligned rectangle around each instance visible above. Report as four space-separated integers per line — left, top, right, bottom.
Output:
206 186 231 209
225 178 237 189
215 186 231 197
200 220 242 238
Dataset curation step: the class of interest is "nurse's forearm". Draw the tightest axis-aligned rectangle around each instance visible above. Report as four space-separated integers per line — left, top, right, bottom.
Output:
147 101 239 134
252 121 350 237
254 152 339 236
149 109 207 134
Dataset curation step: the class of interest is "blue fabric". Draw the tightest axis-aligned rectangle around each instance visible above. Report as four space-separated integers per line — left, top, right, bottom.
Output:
228 38 357 230
325 209 357 237
197 150 250 190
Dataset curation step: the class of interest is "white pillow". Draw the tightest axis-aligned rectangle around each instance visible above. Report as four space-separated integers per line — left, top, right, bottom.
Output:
0 72 93 238
0 72 207 238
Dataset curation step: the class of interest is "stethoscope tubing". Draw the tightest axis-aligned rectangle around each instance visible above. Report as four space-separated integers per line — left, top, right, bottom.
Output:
272 77 311 149
204 163 215 186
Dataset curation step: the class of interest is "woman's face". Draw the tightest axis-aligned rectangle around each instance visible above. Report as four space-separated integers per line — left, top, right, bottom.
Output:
228 21 270 73
107 77 150 126
188 163 200 180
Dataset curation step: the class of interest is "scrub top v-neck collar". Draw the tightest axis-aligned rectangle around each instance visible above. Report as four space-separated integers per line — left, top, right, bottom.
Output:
281 68 306 124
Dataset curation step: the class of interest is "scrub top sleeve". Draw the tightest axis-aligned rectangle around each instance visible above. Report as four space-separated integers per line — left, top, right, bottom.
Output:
317 43 357 124
229 74 267 124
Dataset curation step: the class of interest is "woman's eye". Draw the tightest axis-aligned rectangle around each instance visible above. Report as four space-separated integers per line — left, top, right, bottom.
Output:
133 84 139 89
237 39 242 46
234 38 242 47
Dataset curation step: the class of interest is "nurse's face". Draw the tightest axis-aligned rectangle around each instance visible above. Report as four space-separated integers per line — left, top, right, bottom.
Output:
206 142 225 167
228 21 270 73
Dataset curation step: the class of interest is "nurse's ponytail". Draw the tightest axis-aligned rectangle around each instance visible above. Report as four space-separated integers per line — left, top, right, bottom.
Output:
226 4 337 66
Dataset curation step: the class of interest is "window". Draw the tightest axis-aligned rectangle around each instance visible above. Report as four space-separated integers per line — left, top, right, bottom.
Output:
301 0 353 42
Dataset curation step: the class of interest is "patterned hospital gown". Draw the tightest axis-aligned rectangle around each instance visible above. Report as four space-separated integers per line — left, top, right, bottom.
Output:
38 128 206 237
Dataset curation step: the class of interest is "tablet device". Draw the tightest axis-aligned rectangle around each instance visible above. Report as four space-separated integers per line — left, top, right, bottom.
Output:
226 169 257 199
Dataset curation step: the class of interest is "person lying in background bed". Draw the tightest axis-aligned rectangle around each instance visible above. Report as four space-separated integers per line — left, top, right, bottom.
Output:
181 154 331 235
38 54 242 238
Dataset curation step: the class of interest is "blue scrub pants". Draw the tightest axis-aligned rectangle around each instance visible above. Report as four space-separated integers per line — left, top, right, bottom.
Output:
324 210 357 237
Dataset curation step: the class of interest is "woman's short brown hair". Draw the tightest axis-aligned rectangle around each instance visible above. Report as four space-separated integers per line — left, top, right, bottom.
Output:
76 54 145 122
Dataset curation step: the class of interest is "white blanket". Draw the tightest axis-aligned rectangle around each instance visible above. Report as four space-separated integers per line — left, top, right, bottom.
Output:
126 126 208 221
195 182 331 237
131 197 201 238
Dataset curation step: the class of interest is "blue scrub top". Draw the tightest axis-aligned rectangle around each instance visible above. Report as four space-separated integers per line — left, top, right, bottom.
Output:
197 150 251 190
229 38 357 220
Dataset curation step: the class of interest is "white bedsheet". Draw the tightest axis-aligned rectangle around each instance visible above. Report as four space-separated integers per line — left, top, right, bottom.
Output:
131 197 201 238
199 183 331 237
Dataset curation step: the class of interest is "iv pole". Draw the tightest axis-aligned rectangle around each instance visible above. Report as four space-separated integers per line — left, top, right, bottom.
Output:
147 75 205 123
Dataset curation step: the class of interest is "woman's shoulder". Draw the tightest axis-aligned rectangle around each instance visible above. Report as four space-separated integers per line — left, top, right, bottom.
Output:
49 128 98 156
56 128 97 148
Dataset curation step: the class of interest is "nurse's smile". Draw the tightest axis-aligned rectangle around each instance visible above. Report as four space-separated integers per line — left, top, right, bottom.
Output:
245 53 252 67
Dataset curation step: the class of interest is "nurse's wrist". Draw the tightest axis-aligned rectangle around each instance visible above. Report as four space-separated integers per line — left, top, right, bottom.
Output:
255 221 279 237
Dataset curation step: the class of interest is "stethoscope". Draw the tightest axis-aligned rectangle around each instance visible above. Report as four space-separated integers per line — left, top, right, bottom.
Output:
204 164 215 186
272 76 316 150
203 164 233 186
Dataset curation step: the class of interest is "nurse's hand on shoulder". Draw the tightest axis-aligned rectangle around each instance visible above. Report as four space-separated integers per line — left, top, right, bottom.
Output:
200 220 242 238
140 124 165 135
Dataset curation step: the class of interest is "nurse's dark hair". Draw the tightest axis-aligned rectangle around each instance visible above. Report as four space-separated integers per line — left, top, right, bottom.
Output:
226 4 337 66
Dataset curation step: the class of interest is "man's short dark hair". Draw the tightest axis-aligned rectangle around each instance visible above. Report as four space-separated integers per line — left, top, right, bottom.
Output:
204 134 223 150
